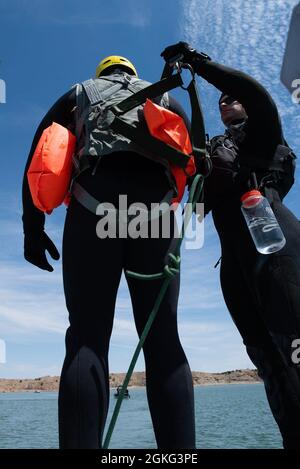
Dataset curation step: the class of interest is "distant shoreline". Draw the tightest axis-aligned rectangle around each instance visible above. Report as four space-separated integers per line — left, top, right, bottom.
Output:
0 369 261 393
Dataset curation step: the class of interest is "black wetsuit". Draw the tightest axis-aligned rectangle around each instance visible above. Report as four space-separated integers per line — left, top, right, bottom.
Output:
22 84 195 448
197 60 300 449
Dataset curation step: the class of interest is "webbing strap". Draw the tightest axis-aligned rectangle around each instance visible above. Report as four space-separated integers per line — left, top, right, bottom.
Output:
74 84 84 143
187 79 207 159
72 182 174 221
110 73 183 115
160 63 211 182
81 79 103 104
82 79 124 106
72 182 101 213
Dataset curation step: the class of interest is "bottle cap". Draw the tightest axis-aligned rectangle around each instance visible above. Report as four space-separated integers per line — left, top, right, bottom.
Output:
241 190 262 207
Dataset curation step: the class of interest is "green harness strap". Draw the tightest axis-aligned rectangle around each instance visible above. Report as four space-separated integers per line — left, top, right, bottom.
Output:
102 174 204 449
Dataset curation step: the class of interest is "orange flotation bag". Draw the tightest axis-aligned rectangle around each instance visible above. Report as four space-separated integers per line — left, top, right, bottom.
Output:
143 99 196 203
27 122 76 214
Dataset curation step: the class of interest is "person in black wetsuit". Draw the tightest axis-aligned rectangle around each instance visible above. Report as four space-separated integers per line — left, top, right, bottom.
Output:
22 55 196 449
161 42 300 449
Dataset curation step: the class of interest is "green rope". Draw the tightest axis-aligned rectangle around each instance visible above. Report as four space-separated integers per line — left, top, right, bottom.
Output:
102 174 204 449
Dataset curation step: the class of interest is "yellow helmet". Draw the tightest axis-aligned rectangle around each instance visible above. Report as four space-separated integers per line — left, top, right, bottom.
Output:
96 55 138 78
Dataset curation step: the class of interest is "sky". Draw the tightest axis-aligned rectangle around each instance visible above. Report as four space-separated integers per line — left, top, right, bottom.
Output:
0 0 299 379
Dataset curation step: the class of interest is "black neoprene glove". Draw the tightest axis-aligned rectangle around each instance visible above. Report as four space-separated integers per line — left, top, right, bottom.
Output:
161 41 211 73
24 230 60 272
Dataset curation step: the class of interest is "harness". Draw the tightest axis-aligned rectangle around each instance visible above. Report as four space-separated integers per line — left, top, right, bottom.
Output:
71 66 211 215
210 126 297 201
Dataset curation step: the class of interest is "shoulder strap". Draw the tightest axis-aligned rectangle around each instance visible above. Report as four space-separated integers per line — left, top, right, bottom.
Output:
187 77 207 161
161 63 211 179
81 78 124 106
82 76 152 107
109 73 183 115
74 83 85 144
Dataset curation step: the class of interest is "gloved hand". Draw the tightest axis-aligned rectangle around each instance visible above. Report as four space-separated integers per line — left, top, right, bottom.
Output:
161 41 211 71
24 230 60 272
161 41 197 65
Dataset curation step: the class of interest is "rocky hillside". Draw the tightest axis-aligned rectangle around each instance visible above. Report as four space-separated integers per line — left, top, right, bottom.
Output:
0 369 261 392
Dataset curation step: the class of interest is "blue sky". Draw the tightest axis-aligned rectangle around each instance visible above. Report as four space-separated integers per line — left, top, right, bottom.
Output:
0 0 299 378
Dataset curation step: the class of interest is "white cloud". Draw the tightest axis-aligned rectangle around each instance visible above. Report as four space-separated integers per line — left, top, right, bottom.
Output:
0 289 67 337
180 0 300 158
0 362 62 379
0 254 252 375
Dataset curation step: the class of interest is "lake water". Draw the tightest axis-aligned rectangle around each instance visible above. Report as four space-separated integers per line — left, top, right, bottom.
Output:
0 384 282 449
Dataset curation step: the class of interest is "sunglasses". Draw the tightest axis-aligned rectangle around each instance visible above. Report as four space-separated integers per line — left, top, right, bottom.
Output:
219 96 237 107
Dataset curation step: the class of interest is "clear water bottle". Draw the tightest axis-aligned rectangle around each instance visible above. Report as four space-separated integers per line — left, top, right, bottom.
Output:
241 190 286 254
